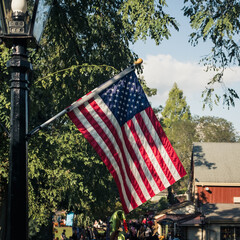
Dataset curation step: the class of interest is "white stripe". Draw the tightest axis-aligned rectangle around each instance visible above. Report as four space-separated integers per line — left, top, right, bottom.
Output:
94 96 151 201
84 101 143 207
73 106 133 212
141 110 181 181
123 121 161 195
131 115 170 188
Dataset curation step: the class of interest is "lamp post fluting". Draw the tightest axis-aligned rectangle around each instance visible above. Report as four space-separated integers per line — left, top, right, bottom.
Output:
7 39 32 240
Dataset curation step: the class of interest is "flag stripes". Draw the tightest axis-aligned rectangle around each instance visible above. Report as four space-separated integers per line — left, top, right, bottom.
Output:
145 107 186 177
91 98 150 203
68 95 186 213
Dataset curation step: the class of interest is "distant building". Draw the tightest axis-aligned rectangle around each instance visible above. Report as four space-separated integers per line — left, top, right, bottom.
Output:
154 142 240 240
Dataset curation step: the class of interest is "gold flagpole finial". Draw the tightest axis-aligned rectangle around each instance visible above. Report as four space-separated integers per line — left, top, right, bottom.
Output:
134 58 143 66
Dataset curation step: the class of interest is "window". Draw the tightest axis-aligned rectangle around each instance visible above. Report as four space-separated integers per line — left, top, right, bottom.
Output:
221 227 240 240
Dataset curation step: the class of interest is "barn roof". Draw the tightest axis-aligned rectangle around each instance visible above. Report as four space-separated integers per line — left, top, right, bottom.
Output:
192 142 240 183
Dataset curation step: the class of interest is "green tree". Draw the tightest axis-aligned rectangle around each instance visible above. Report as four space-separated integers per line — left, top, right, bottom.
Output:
0 1 179 238
0 45 10 238
166 120 197 174
160 83 192 202
158 197 169 212
161 82 191 129
194 116 238 142
183 0 240 108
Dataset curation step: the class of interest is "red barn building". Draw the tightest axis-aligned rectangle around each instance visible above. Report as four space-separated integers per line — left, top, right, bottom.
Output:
154 142 240 240
189 142 240 240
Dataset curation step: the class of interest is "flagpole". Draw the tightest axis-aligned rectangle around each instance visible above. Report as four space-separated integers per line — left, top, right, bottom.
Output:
27 59 143 137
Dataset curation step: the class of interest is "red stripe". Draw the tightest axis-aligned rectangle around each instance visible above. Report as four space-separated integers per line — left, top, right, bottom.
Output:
135 111 175 185
89 99 147 204
68 108 114 174
67 108 129 213
145 107 187 178
78 101 139 210
126 119 165 191
121 126 156 198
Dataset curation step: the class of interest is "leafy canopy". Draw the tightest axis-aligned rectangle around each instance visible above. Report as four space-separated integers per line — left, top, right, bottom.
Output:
183 0 240 108
1 0 179 238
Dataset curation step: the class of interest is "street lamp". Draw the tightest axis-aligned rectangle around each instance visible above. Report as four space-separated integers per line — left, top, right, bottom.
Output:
0 0 52 46
0 0 52 239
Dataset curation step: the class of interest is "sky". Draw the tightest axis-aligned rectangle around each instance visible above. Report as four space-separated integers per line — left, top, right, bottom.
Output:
130 1 240 134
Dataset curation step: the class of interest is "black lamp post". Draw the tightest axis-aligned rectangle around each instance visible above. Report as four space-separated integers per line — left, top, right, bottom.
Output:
200 213 205 240
0 0 52 239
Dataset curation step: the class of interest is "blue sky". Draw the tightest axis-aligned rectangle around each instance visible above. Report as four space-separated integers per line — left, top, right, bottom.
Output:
130 1 240 134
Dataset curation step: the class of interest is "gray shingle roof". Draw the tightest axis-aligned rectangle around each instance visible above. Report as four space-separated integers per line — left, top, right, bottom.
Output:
193 142 240 183
203 203 240 222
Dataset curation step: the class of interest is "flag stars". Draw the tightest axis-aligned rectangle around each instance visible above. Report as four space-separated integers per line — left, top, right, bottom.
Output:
99 73 150 126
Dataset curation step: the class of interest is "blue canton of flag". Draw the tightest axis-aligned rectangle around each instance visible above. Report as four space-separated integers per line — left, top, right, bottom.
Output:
99 72 150 126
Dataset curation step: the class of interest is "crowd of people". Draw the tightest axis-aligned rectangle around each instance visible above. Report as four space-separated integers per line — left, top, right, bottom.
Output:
54 217 181 240
123 217 180 240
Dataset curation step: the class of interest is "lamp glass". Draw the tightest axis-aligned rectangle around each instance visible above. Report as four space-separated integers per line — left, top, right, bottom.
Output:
0 0 12 35
11 0 27 14
32 0 51 44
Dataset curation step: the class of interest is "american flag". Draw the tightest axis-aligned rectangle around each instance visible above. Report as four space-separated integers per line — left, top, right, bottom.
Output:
67 70 186 213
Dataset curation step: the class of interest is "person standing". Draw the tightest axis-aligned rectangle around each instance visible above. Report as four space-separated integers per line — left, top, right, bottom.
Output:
72 227 78 240
61 229 67 240
93 227 99 240
58 216 62 227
